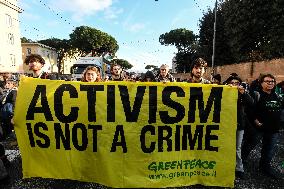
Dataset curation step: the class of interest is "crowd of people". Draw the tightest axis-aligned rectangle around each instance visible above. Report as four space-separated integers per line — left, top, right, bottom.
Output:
0 54 283 183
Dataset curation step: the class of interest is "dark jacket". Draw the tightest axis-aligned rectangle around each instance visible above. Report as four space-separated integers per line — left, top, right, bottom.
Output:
237 92 254 130
155 74 175 82
254 90 284 133
33 71 56 80
4 89 17 107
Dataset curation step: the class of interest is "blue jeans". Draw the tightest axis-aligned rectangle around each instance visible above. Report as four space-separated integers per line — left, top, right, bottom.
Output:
236 130 244 172
259 132 279 169
242 128 279 170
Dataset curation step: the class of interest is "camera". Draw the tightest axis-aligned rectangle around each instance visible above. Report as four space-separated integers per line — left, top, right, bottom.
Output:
240 82 247 90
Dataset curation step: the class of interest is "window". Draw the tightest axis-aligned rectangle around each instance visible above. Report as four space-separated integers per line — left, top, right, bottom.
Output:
27 48 31 55
7 33 14 45
6 14 12 27
10 54 16 67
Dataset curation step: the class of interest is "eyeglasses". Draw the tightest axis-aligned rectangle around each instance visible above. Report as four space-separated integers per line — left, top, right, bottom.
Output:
263 80 275 84
230 81 240 85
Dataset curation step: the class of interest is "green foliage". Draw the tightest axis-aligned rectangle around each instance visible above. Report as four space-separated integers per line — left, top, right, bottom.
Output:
174 52 193 73
38 38 73 73
198 6 234 66
111 59 133 70
21 37 33 43
69 26 119 57
159 28 198 72
159 28 197 53
145 65 158 70
199 0 284 66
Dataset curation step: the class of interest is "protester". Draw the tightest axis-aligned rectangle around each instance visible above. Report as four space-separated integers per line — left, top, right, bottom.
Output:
24 54 55 79
249 73 263 94
275 81 284 129
142 71 156 82
242 73 284 179
226 75 254 179
109 64 124 81
0 73 12 90
155 64 175 82
81 66 101 82
187 58 210 84
275 81 284 97
0 78 17 140
212 74 221 84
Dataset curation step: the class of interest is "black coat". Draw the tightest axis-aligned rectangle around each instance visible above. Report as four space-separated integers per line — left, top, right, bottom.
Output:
237 92 254 130
254 90 284 133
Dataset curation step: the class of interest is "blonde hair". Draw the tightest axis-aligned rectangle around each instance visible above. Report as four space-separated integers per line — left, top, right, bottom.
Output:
160 64 169 69
81 66 101 82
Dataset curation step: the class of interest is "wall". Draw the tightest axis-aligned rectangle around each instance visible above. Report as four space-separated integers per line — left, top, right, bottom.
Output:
172 58 284 83
22 43 58 73
0 0 23 72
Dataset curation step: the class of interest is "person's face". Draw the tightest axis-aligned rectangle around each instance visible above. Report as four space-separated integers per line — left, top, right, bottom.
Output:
3 73 12 80
112 66 121 76
85 70 98 82
212 78 220 84
29 59 43 71
5 81 15 89
191 66 204 78
160 66 169 77
229 79 240 86
261 76 275 91
146 77 151 82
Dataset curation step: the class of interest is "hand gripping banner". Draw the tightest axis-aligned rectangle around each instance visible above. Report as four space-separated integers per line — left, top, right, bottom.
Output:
14 77 237 188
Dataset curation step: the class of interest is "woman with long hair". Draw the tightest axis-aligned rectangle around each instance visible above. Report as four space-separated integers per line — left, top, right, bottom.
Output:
81 66 101 82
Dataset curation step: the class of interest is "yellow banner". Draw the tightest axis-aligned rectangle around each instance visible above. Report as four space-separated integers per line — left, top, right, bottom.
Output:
14 77 237 188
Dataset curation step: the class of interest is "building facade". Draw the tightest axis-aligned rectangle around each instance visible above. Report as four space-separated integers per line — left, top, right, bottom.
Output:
22 43 58 73
0 0 23 72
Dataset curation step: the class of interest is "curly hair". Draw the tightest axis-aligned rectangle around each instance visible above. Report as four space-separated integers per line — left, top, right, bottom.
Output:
81 66 101 82
24 54 45 65
259 73 276 83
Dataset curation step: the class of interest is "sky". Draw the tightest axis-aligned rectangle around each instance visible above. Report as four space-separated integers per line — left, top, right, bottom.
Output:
18 0 216 73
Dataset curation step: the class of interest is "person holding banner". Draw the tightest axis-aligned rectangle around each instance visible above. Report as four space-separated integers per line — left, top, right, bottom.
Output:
81 66 101 82
142 70 156 82
187 58 210 84
242 73 284 179
155 64 175 82
109 64 125 81
0 78 17 140
226 75 254 179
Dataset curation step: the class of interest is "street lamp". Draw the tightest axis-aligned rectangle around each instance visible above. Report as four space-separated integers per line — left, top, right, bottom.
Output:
211 0 217 76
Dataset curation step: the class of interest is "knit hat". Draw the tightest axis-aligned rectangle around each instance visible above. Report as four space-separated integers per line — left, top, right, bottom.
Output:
213 74 221 83
226 75 242 84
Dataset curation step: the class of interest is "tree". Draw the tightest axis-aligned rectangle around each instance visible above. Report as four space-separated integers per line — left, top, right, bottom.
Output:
199 0 284 65
198 6 234 66
224 0 284 62
38 38 73 74
159 28 198 73
21 37 33 43
111 59 133 70
145 65 158 70
69 26 119 57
